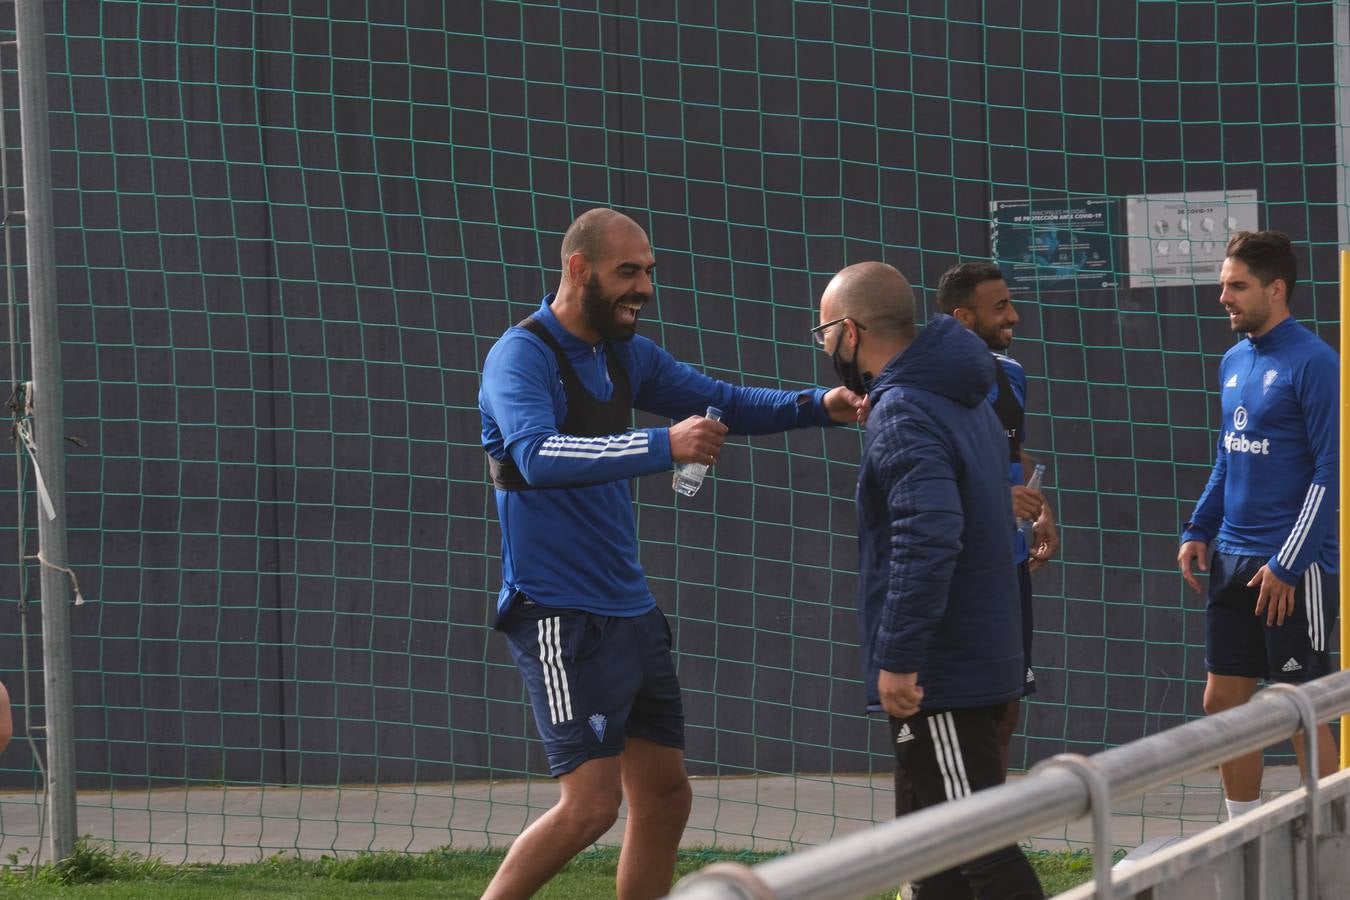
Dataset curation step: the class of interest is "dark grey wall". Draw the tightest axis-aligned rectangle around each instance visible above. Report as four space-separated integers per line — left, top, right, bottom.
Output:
0 1 1338 788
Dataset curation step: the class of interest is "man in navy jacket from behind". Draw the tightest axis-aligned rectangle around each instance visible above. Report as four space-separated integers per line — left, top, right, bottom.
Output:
817 261 1042 899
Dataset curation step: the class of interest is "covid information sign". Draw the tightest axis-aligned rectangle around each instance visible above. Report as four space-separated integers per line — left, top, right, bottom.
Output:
990 197 1118 295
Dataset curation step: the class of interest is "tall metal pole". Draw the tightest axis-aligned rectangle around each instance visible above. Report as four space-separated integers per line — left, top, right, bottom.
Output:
1337 0 1350 773
1338 0 1349 248
15 0 75 860
1341 248 1350 771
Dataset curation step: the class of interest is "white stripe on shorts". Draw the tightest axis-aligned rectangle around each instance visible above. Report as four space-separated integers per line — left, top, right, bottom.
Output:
537 617 573 724
928 712 972 801
1305 563 1324 651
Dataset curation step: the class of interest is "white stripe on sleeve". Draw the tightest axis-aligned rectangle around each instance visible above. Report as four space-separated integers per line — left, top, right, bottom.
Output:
538 431 650 461
1277 484 1324 570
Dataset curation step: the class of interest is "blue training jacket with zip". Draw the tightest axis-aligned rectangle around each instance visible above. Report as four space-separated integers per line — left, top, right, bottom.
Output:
1183 316 1339 582
480 294 836 619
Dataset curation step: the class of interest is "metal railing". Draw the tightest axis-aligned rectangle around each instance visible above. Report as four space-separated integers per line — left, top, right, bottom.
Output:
670 669 1350 900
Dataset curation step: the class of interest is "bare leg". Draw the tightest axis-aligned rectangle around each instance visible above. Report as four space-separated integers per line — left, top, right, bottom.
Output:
481 755 623 900
616 737 693 900
1204 673 1262 801
0 681 11 755
1291 722 1339 783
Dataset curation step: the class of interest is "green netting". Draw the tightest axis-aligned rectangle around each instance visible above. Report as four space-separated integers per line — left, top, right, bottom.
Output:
0 0 1342 867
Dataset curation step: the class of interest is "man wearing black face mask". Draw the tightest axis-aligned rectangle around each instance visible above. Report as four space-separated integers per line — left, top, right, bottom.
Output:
813 308 871 395
819 262 1043 900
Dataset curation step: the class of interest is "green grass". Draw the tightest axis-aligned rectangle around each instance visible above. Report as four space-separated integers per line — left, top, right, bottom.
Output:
0 838 1096 898
1026 849 1098 896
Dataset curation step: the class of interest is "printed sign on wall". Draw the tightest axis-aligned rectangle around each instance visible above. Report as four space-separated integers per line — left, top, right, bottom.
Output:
990 197 1118 295
1124 189 1259 289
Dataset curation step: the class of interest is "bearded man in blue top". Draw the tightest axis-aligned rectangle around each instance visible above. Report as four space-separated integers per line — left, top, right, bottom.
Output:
479 208 864 899
1178 230 1339 823
937 261 1059 777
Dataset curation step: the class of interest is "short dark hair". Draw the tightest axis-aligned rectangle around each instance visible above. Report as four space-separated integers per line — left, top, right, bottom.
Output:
935 261 1005 314
1226 230 1297 303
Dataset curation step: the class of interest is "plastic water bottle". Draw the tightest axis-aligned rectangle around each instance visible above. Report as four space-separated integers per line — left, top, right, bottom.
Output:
1017 463 1046 550
672 406 723 497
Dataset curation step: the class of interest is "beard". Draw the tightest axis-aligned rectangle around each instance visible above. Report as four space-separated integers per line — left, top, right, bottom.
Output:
582 274 643 342
1228 308 1267 334
972 318 1012 351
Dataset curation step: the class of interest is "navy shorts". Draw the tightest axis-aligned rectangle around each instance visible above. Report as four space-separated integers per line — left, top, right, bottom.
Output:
1017 560 1037 696
1206 552 1338 683
498 595 684 776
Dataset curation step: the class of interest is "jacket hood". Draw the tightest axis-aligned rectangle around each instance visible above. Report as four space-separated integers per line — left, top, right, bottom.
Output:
867 314 994 408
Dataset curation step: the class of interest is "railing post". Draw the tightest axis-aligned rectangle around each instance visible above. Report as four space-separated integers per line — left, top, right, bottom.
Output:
1031 754 1115 899
1266 684 1321 898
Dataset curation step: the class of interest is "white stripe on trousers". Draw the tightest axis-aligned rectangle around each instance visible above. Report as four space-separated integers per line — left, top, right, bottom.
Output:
1304 564 1324 651
928 712 973 801
538 617 573 724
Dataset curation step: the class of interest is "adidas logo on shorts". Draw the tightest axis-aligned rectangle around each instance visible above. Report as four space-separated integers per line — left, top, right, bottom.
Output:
1026 667 1035 683
1281 658 1302 673
895 723 915 745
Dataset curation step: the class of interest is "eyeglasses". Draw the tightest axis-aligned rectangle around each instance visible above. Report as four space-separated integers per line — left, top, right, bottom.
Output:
810 316 866 347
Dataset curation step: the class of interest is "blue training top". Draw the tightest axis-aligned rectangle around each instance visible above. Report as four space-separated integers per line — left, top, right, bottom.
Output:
989 352 1030 563
1183 316 1339 581
479 295 835 618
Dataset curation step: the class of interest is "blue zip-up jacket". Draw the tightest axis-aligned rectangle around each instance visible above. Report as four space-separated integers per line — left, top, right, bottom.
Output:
1183 317 1339 581
855 315 1024 712
480 295 836 618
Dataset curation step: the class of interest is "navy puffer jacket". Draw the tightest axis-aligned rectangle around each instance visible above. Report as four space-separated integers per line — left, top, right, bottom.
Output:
855 314 1024 712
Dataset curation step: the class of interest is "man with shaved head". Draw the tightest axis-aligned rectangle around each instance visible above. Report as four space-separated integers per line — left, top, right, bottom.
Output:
817 262 1043 898
479 208 865 899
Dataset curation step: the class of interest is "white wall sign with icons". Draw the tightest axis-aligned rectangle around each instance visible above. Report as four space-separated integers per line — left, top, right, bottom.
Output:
1123 189 1259 289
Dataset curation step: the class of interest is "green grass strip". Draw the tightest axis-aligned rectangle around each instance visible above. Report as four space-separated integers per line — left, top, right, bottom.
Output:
0 837 1097 898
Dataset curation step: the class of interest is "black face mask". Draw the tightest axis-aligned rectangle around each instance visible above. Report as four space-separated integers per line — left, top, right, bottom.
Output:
830 331 872 395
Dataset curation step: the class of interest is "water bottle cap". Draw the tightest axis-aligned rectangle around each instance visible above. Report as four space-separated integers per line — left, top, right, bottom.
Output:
705 406 723 418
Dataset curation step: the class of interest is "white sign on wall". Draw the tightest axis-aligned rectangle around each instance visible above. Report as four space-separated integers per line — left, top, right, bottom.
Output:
1123 189 1259 289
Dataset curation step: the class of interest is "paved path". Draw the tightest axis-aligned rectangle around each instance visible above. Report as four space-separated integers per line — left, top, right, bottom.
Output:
0 767 1302 866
